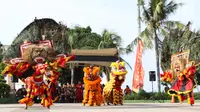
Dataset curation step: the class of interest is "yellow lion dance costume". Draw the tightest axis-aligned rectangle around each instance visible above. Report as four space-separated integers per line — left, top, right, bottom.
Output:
82 66 104 106
103 60 127 105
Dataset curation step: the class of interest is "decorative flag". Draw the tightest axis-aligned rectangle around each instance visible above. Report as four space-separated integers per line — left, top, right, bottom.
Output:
132 39 144 93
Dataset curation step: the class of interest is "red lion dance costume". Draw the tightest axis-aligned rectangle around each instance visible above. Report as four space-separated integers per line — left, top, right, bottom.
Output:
161 51 197 106
82 66 104 106
2 40 75 109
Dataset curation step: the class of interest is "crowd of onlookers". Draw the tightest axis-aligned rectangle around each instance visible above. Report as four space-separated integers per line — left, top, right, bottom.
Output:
15 82 132 103
58 81 83 103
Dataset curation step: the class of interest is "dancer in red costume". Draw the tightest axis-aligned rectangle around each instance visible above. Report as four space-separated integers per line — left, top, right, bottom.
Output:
161 58 197 106
2 40 75 109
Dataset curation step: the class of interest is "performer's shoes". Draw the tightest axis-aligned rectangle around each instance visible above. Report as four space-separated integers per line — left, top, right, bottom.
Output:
24 105 28 110
190 98 194 105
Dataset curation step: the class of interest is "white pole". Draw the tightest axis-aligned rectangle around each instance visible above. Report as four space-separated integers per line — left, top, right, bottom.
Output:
70 64 74 84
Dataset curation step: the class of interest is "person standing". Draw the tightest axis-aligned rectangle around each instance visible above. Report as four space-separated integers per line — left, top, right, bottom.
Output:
76 81 83 103
124 85 131 96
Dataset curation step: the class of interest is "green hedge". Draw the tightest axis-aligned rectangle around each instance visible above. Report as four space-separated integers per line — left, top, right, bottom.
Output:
0 83 10 98
0 97 18 104
124 90 200 100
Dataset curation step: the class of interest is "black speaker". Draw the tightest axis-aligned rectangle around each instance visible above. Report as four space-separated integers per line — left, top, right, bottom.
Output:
149 71 156 81
12 75 18 83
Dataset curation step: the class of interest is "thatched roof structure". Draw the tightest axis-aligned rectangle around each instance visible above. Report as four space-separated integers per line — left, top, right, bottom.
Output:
71 48 118 56
3 18 70 61
69 48 119 67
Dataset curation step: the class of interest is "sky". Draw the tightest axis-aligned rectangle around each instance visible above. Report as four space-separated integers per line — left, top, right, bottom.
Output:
0 0 200 92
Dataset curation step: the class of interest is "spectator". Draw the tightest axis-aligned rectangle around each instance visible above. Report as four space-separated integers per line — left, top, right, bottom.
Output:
124 85 131 96
70 84 76 103
60 87 66 103
16 85 27 100
76 81 83 103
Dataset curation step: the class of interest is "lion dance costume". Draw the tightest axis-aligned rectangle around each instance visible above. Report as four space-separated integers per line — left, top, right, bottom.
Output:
103 60 128 105
160 51 197 106
2 40 75 109
82 66 104 106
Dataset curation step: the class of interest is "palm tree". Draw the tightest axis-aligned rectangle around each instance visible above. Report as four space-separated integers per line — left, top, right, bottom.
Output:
98 29 121 49
98 29 132 80
68 26 101 50
0 42 5 61
127 0 183 92
67 26 101 84
137 0 143 34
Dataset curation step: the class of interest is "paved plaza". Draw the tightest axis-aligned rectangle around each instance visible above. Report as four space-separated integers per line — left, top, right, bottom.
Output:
0 103 199 112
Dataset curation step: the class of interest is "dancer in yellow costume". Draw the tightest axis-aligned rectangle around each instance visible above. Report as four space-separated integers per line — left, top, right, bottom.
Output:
82 66 104 106
103 60 128 105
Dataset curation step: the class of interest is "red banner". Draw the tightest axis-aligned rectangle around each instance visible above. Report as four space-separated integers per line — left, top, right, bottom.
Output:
132 39 144 93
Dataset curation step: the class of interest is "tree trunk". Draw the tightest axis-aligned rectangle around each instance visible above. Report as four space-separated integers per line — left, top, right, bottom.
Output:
154 29 161 93
70 64 74 84
137 0 141 34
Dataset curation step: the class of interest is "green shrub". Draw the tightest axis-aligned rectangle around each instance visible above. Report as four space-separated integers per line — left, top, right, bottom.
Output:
0 97 18 104
194 92 200 99
0 83 10 98
124 91 200 100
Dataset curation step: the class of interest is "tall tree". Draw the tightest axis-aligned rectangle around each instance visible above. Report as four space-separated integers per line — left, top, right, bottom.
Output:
98 29 121 50
0 42 4 61
98 29 132 80
98 29 132 66
67 26 102 84
127 0 183 92
138 0 143 34
68 26 101 50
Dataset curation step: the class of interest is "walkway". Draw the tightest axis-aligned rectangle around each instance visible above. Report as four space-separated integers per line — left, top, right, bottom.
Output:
0 103 199 112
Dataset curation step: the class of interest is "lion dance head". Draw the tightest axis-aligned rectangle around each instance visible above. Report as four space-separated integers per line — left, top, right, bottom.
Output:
110 60 127 80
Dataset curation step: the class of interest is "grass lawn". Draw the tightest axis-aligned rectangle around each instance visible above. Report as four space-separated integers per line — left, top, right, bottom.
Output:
124 100 200 103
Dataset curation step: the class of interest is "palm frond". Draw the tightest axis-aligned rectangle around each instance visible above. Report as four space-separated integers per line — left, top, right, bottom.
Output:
138 0 144 5
162 21 185 30
164 1 183 17
138 27 154 49
141 1 151 22
120 58 132 70
158 26 169 37
125 39 137 54
153 1 163 22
